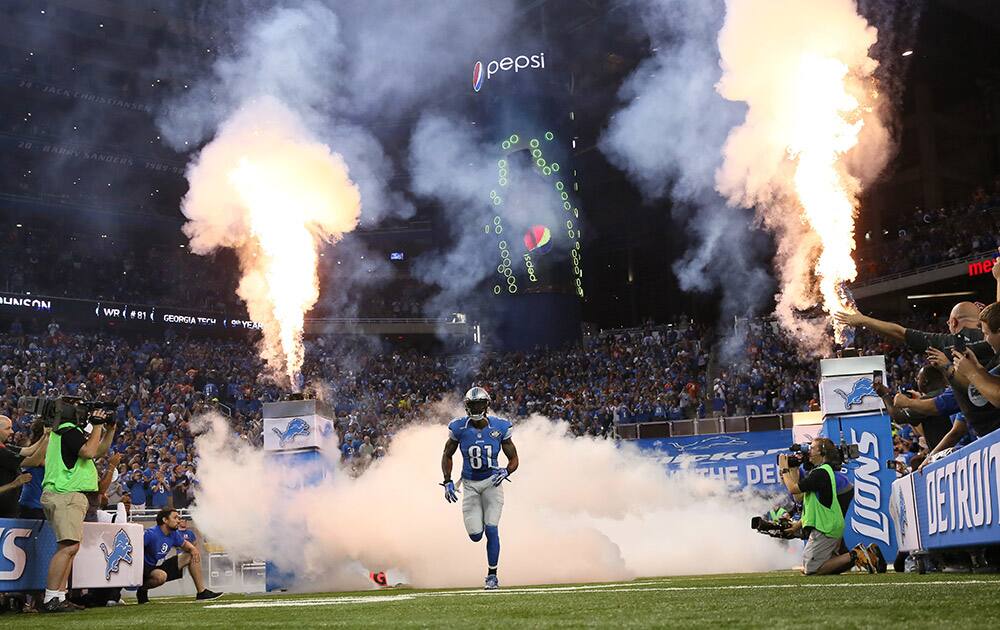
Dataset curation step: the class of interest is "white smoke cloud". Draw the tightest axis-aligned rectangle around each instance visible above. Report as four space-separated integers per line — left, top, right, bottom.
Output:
601 0 773 327
409 114 506 320
603 0 903 353
191 408 792 590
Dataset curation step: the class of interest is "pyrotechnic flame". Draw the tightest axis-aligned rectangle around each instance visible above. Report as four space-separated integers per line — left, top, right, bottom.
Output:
715 0 889 349
181 98 361 386
787 54 865 342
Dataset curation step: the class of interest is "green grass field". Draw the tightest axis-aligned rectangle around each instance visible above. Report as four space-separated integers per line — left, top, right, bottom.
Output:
4 572 1000 628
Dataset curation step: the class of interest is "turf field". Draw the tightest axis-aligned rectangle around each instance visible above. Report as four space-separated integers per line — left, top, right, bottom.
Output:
4 572 1000 628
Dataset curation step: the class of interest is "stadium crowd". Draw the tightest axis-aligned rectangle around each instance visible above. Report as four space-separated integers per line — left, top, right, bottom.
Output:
0 302 957 519
711 316 927 417
0 319 716 514
855 178 1000 280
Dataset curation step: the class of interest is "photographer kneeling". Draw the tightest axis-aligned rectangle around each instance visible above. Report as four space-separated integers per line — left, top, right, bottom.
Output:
39 410 116 613
778 438 884 575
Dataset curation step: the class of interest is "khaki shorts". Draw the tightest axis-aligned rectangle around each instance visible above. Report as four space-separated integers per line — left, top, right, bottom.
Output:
41 491 88 543
802 529 841 575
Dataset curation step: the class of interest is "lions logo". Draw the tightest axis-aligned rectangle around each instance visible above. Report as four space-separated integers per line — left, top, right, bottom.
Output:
100 529 134 580
273 417 311 447
490 430 501 440
834 377 878 409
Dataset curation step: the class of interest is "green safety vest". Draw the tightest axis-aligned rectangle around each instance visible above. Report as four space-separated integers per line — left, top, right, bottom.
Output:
801 464 844 540
42 422 98 493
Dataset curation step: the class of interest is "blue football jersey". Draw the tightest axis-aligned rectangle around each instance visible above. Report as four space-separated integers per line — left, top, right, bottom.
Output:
448 415 513 481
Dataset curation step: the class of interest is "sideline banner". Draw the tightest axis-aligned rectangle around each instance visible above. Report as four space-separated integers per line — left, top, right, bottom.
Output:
636 430 792 491
1 520 142 592
905 427 1000 549
820 412 898 562
0 519 55 591
263 400 336 592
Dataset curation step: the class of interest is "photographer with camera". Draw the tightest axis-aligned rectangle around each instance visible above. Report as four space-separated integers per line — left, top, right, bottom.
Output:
39 407 116 613
778 438 884 575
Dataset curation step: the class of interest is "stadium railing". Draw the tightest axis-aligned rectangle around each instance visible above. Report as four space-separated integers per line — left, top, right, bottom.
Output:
615 413 791 439
851 248 997 299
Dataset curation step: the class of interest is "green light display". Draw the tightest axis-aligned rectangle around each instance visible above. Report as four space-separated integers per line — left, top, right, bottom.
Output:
488 129 584 298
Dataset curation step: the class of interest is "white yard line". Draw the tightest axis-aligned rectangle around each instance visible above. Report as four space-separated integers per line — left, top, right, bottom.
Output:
205 579 1000 609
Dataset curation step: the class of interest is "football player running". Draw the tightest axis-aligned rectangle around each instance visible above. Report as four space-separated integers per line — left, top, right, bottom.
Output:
441 387 519 590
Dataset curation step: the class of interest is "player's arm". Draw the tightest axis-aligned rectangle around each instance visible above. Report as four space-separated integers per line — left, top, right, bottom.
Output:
18 432 48 459
98 453 123 495
777 454 803 501
94 414 117 458
440 439 459 503
954 348 1000 407
501 439 518 475
20 434 49 467
0 472 31 496
441 438 458 482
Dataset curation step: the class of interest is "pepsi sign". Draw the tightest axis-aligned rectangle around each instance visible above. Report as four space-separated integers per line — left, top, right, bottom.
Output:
472 53 546 92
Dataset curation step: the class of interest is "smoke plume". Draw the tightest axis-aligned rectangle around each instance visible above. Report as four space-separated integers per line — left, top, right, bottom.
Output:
180 98 361 386
192 408 791 590
714 0 891 350
601 0 773 331
604 0 908 352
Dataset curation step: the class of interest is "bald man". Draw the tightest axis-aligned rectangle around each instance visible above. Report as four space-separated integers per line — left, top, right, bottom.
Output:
0 415 48 517
834 301 994 363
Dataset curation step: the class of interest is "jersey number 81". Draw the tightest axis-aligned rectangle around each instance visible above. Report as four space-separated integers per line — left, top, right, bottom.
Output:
467 444 494 470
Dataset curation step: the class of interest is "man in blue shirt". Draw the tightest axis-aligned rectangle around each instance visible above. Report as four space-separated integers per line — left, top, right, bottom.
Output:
137 508 222 604
149 475 171 509
441 387 519 590
128 468 149 509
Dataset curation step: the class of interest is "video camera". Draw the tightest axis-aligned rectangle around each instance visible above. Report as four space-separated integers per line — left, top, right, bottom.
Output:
784 440 860 469
750 515 800 540
18 395 116 428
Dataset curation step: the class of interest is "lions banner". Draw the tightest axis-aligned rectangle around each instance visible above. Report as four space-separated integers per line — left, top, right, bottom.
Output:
1 520 142 592
818 412 898 563
892 425 1000 551
636 430 792 491
0 519 56 591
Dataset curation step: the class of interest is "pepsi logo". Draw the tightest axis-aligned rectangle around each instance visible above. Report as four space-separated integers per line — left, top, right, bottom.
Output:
472 53 545 93
473 61 484 92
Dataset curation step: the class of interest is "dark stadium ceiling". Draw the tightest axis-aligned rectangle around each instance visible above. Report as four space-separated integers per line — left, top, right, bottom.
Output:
2 0 999 328
0 0 646 225
937 0 1000 31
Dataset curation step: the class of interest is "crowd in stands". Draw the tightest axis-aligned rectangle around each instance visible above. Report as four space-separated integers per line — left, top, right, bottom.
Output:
474 324 710 433
0 297 987 517
711 315 928 417
0 319 713 512
856 178 1000 280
